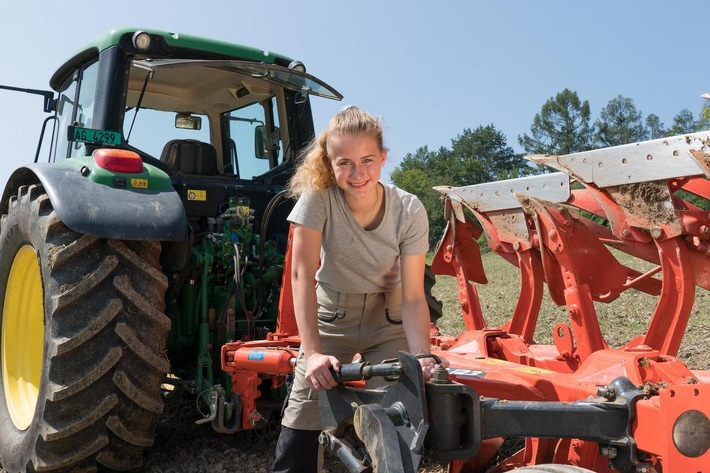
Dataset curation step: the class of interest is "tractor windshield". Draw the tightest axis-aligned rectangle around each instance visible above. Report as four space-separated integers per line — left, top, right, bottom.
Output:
122 59 341 178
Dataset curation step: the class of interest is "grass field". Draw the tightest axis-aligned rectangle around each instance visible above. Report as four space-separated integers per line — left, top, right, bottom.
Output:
430 249 710 370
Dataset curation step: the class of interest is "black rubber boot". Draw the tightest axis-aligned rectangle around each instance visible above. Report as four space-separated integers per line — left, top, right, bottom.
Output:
272 426 321 473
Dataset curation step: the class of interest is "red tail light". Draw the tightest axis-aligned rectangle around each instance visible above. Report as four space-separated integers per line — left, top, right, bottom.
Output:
93 149 144 174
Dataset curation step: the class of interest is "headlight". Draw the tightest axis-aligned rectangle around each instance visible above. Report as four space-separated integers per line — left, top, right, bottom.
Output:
132 31 152 51
288 60 305 73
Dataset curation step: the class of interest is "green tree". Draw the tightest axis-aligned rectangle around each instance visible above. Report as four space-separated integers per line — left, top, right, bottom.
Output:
595 95 647 146
391 146 448 245
427 146 476 187
645 113 666 139
699 102 710 131
668 108 698 135
518 88 594 155
453 125 530 182
392 126 531 246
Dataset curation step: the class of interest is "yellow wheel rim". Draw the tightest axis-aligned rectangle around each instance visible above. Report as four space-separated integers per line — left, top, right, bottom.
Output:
2 245 44 430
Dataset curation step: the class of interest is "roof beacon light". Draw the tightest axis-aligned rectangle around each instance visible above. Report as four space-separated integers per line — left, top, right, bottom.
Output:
132 31 152 51
288 60 305 73
93 149 144 174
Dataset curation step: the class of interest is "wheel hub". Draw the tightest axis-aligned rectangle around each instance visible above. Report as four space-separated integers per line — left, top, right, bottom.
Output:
2 245 44 430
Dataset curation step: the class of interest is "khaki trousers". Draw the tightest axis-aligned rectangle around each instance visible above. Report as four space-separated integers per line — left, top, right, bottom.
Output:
280 282 407 430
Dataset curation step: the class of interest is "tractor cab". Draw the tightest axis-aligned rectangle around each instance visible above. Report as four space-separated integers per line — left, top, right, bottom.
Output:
53 54 340 179
43 28 341 234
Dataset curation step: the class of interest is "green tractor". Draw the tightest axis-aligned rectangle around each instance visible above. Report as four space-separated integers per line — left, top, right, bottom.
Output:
0 28 344 472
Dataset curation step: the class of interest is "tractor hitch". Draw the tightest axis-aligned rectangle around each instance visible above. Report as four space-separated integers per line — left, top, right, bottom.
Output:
194 385 241 434
318 351 480 473
320 352 654 473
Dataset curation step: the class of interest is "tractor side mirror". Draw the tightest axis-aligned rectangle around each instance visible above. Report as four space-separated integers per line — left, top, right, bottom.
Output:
255 125 280 159
255 125 267 159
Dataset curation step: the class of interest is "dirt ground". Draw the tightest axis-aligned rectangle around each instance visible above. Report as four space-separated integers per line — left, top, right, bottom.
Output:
141 391 333 473
140 391 447 473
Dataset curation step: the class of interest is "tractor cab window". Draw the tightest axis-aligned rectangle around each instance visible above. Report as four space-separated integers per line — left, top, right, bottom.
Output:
122 58 340 177
53 60 99 161
123 108 210 160
223 98 282 179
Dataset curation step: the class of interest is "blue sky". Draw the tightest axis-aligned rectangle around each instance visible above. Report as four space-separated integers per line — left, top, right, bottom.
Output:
0 1 707 187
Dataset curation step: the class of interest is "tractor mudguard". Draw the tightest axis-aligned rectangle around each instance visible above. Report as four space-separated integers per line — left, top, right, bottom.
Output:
1 164 188 241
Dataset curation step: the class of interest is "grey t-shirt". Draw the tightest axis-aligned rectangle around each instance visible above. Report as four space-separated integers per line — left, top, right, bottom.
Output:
287 183 429 294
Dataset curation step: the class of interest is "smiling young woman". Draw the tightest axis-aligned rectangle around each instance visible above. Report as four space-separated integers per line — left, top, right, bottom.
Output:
328 132 386 229
272 106 447 473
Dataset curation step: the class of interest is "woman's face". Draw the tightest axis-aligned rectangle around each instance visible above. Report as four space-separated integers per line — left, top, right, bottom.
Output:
327 134 386 201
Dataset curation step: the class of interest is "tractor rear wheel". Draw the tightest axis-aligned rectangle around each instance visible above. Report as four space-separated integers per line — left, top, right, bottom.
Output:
0 184 170 472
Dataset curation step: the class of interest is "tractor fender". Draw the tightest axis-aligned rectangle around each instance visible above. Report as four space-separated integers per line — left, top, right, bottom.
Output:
1 164 188 241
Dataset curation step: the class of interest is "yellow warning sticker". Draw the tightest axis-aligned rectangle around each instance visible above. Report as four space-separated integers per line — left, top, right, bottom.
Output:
187 189 207 201
235 206 251 219
130 178 148 189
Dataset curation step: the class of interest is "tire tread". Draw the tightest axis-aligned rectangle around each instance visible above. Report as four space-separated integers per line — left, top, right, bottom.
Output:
0 183 171 472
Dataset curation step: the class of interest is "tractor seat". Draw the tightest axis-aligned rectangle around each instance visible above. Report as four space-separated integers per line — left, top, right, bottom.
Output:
160 139 219 175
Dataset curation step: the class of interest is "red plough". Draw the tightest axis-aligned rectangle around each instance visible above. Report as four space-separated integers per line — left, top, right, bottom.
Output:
223 132 710 472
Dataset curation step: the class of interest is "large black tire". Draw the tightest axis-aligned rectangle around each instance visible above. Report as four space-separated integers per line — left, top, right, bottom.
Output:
425 264 443 324
512 465 595 472
0 184 171 472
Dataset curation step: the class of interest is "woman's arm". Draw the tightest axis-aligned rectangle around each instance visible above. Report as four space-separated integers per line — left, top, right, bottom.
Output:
401 253 448 378
400 253 430 353
291 223 340 390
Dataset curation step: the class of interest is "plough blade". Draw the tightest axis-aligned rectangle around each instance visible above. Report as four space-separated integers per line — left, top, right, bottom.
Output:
433 131 710 360
421 132 710 470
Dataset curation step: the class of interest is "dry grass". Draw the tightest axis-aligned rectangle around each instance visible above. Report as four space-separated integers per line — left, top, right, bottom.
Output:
431 250 710 370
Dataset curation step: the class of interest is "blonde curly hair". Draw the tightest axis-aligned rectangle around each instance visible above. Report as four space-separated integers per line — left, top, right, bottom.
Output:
287 106 384 197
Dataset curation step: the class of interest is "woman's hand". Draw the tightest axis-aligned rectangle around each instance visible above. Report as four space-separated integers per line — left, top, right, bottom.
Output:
418 354 450 381
305 353 341 391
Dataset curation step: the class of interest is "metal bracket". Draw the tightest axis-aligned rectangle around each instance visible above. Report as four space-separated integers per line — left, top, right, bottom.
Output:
319 352 481 472
319 352 429 473
194 387 242 433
